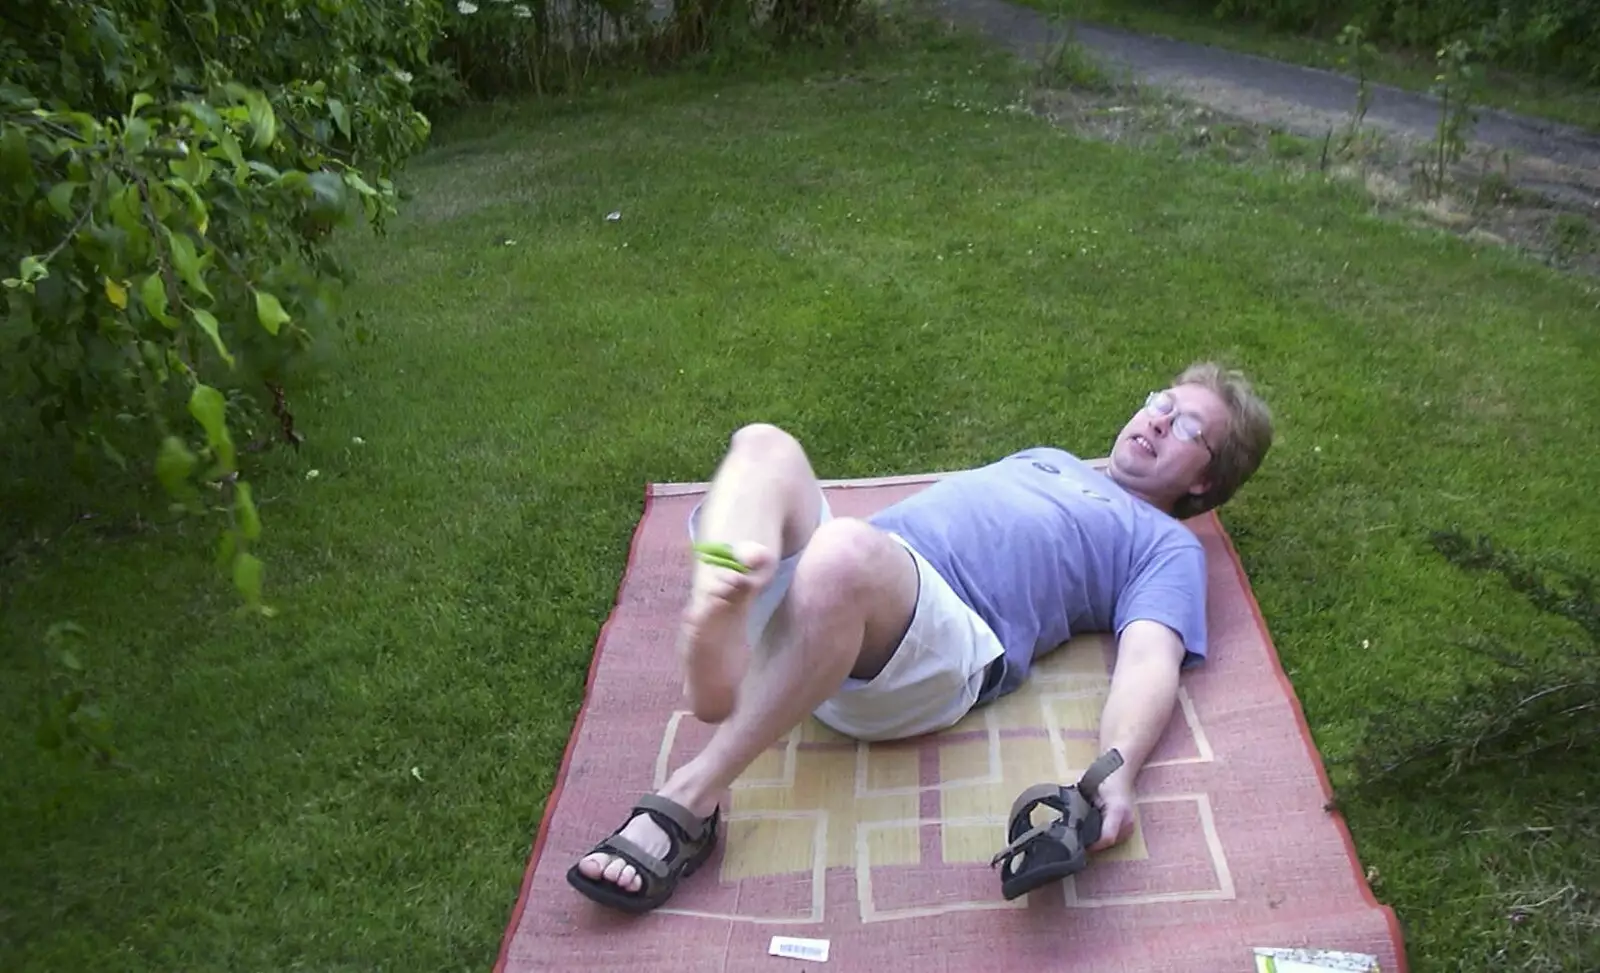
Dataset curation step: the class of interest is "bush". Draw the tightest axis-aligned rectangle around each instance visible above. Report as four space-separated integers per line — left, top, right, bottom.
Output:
3 0 881 620
430 0 871 103
1 1 441 609
433 0 652 99
1199 0 1600 83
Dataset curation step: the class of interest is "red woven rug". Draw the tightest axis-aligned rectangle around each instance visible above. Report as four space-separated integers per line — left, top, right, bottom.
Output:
494 474 1407 972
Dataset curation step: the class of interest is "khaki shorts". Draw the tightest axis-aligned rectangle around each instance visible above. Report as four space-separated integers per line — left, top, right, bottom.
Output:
687 494 1004 742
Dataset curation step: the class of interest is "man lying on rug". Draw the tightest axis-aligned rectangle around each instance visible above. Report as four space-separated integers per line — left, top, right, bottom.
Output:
568 361 1274 913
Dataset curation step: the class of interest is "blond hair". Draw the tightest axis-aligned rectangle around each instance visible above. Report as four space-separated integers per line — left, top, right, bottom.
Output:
1170 361 1274 520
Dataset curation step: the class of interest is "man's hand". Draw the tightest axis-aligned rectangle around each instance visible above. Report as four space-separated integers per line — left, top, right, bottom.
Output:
1090 619 1187 853
1089 770 1137 852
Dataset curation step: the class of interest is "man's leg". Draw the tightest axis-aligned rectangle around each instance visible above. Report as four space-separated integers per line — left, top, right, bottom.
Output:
674 422 824 725
574 424 920 895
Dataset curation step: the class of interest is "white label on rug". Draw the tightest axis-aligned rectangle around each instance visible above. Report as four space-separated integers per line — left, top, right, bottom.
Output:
1253 947 1380 972
769 936 830 963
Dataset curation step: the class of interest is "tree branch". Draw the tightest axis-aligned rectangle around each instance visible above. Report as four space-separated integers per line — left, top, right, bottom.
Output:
132 173 189 336
37 196 98 266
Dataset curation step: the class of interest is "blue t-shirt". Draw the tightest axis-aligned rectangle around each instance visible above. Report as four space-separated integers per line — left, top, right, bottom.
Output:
867 447 1209 704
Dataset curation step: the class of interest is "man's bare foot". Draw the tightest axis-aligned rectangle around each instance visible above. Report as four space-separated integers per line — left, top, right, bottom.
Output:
679 540 776 723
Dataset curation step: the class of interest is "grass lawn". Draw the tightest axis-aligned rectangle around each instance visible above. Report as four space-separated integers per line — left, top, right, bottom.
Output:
3 18 1598 973
1032 0 1600 133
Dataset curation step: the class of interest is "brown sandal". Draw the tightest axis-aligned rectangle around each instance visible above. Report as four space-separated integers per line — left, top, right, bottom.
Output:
990 748 1123 900
566 794 721 914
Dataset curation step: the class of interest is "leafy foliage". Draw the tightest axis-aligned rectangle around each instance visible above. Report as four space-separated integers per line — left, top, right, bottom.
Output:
2 0 440 609
3 0 883 777
34 621 118 767
431 0 871 102
433 0 652 99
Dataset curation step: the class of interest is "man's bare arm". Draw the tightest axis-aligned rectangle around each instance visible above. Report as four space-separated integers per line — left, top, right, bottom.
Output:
1089 618 1186 850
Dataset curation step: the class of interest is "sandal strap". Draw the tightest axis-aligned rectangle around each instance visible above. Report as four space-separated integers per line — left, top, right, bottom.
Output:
1076 748 1124 802
587 798 719 888
594 833 673 882
1006 782 1068 829
989 817 1069 868
634 794 713 842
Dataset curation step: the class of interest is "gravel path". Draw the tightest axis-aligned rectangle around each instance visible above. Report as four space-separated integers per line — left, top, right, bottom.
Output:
925 0 1600 208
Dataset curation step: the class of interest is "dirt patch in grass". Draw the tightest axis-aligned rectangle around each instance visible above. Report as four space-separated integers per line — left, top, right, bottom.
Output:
1025 73 1600 278
916 0 1600 278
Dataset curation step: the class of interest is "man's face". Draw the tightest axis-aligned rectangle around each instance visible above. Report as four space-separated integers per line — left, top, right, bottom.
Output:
1108 383 1229 507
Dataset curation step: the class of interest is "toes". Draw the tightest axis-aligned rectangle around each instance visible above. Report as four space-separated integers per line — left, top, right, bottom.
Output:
730 542 775 574
694 541 775 589
577 853 644 893
691 569 744 605
699 572 742 598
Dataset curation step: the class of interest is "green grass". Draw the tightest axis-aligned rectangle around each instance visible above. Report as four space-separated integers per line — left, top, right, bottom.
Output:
1031 0 1600 133
4 20 1600 973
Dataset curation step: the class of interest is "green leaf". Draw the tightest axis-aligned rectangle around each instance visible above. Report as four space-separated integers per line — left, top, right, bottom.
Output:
305 170 350 227
4 254 49 290
109 181 143 237
235 481 261 541
192 308 234 368
165 228 212 299
130 92 154 116
328 98 351 139
139 273 176 328
187 383 235 473
254 290 289 335
0 124 34 196
46 621 88 644
123 116 152 155
216 529 237 573
1 83 39 110
232 551 264 607
166 176 209 234
59 650 83 672
101 439 129 471
139 340 169 382
244 90 277 150
155 434 198 496
215 129 246 176
46 181 79 219
183 100 222 134
74 702 114 754
171 149 205 189
188 384 226 432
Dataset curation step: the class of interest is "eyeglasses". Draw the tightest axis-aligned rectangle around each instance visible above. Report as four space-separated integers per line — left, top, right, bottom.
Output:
1144 390 1215 459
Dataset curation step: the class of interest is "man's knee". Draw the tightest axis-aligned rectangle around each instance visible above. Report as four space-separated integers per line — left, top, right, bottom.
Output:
729 423 803 465
795 519 917 638
798 518 885 585
793 519 919 671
